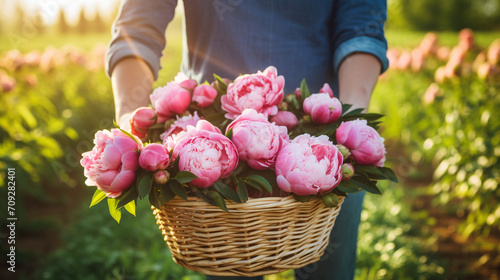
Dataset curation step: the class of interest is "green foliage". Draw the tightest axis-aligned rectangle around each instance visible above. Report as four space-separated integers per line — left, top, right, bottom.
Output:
371 45 500 238
356 183 445 279
389 0 500 31
32 200 204 280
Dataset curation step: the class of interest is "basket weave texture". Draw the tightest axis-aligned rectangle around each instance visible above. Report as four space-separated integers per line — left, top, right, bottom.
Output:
153 195 344 277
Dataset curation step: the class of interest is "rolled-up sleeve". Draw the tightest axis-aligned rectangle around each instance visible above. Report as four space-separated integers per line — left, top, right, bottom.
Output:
105 0 178 79
332 0 389 74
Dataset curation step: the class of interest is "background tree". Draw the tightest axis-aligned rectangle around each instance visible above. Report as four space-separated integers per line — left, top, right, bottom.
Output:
77 8 89 34
57 9 70 34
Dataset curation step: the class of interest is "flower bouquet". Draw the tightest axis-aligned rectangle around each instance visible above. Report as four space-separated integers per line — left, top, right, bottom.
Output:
80 66 397 276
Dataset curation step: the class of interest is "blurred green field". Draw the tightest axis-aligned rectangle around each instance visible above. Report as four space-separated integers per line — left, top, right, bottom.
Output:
1 21 499 280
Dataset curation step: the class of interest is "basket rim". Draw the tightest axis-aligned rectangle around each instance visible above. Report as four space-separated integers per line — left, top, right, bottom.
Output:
155 194 345 212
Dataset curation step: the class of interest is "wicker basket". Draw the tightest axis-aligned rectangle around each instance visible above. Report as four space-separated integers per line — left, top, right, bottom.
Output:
152 195 344 277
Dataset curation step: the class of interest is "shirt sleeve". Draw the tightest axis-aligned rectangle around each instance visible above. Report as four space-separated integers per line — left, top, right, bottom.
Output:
105 0 178 80
331 0 389 74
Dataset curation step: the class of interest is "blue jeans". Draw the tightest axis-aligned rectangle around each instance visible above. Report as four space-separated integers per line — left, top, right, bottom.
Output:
205 191 365 280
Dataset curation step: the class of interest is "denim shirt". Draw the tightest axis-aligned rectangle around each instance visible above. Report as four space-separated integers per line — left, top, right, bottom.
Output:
106 0 388 94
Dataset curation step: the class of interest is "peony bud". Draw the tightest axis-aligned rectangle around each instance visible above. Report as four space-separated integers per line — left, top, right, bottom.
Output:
319 83 334 98
154 170 170 185
341 163 355 181
322 193 339 208
336 144 351 159
294 87 302 100
270 111 298 130
130 107 156 133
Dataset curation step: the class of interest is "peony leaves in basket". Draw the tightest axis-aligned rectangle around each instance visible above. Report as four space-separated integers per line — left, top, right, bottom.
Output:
89 189 106 208
236 180 249 202
175 171 199 184
207 191 228 212
107 198 121 223
214 180 241 203
350 176 382 195
299 78 311 100
169 180 188 201
137 174 153 199
240 175 274 194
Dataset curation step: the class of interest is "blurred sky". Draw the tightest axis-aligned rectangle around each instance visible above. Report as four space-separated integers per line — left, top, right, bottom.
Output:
2 0 120 25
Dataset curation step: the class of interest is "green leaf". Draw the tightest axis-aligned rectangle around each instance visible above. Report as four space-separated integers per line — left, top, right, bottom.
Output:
149 188 162 208
175 171 198 184
342 103 353 113
116 186 139 209
351 176 382 195
236 180 248 203
241 179 264 192
356 165 386 179
245 175 273 194
123 200 136 216
159 184 176 203
300 78 311 100
213 180 241 203
213 73 228 89
292 96 300 110
89 189 106 208
225 128 233 139
107 198 122 223
378 167 399 183
343 108 364 116
337 180 361 193
137 174 153 199
293 194 314 202
113 119 141 145
169 180 188 201
207 191 228 212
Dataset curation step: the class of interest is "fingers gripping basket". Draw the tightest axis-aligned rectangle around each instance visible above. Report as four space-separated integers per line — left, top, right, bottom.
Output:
152 195 344 277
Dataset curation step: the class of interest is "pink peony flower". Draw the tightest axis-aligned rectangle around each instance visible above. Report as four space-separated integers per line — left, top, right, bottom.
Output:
270 111 298 130
173 121 238 188
275 134 343 195
227 109 289 170
80 129 142 198
221 66 284 119
303 93 342 124
336 119 386 167
192 84 218 108
174 72 198 91
150 82 191 123
319 83 334 97
160 112 204 150
130 107 156 135
139 143 169 171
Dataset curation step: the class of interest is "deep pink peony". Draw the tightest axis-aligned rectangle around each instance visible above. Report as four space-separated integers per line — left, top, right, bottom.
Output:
150 82 191 123
270 111 298 130
172 121 238 188
80 129 142 198
226 109 288 170
275 134 343 195
221 66 284 119
130 107 156 137
336 119 386 167
192 84 218 108
139 143 169 171
303 93 342 124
